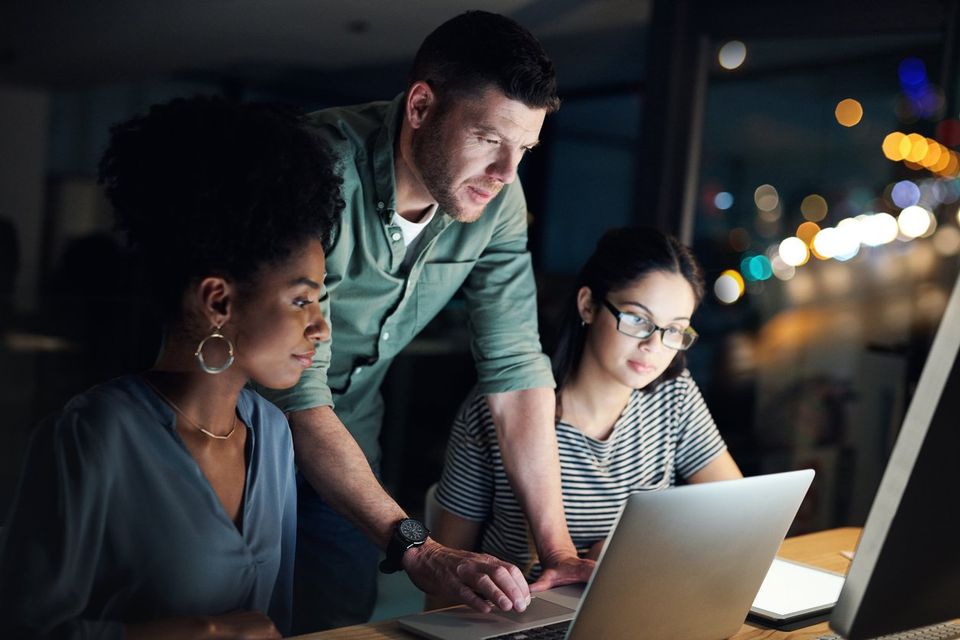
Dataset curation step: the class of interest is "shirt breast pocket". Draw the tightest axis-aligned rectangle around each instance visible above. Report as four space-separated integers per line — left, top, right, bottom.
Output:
415 260 477 333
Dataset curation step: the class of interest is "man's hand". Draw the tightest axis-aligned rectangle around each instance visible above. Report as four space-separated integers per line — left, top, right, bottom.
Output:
528 552 596 593
403 539 532 613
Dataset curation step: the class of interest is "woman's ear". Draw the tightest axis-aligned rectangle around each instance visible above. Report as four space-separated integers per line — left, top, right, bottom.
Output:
405 80 437 130
576 286 596 325
195 276 234 329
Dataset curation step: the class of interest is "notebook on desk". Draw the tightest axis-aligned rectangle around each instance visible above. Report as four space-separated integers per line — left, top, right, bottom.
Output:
398 469 814 640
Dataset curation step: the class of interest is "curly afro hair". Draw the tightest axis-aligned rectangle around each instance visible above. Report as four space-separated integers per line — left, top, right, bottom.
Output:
98 95 343 319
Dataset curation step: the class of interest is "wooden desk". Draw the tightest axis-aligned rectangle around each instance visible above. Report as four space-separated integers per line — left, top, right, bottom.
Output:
290 527 861 640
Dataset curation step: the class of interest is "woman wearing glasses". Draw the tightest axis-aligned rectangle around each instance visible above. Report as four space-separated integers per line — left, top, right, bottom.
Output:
431 227 742 587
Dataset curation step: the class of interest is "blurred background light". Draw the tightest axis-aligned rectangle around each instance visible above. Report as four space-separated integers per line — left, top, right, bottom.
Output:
905 133 928 162
890 180 921 208
800 194 828 221
832 221 862 261
812 227 839 259
898 205 932 238
882 131 908 161
932 179 960 204
835 98 863 127
715 270 745 303
778 236 810 266
747 255 773 281
861 212 900 246
770 254 796 281
936 119 960 146
796 221 821 245
714 191 734 210
919 139 943 168
898 57 928 88
718 40 747 70
932 225 960 256
754 184 779 211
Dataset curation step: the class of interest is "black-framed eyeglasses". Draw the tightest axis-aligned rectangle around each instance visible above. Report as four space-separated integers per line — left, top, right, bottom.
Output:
601 299 698 351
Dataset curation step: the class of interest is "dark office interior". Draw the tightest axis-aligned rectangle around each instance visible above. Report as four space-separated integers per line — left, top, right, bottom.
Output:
2 0 959 620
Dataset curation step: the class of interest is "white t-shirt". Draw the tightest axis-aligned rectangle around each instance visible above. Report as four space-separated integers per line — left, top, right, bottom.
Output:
392 206 436 269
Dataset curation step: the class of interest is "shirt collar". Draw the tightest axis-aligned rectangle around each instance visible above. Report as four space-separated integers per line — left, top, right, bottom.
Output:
373 93 405 224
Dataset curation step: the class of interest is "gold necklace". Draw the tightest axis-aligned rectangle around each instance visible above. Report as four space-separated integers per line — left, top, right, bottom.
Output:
143 378 238 440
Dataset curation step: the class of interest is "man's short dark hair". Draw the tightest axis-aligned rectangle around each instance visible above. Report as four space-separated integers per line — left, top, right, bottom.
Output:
410 10 560 112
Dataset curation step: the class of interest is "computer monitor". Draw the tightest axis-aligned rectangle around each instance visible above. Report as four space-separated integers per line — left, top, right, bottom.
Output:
830 269 960 639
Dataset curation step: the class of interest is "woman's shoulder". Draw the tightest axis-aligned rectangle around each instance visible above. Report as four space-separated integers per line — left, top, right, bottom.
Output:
62 374 156 421
40 375 161 453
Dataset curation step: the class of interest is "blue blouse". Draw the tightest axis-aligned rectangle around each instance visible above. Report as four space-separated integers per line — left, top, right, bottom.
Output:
0 375 297 639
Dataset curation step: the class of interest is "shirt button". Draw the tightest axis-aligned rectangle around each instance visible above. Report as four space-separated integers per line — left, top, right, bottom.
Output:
391 232 402 242
377 201 385 209
382 332 390 341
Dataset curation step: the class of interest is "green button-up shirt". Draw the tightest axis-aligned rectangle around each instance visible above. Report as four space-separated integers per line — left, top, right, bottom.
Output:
261 95 554 465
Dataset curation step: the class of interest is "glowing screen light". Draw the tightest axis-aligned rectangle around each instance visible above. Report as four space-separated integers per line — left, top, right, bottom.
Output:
898 205 932 238
714 191 734 210
718 41 747 70
890 180 921 208
835 99 864 127
778 236 810 266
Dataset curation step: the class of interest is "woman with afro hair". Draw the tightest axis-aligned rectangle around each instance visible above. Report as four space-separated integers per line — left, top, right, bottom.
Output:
0 96 342 639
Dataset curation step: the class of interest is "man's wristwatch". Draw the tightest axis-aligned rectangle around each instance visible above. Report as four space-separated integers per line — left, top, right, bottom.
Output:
379 518 430 574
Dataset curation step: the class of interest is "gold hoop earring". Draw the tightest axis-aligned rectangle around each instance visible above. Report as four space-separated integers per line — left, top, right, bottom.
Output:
195 325 235 374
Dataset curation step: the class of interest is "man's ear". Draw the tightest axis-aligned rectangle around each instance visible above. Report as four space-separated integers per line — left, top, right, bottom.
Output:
195 276 234 329
576 286 596 325
405 81 436 130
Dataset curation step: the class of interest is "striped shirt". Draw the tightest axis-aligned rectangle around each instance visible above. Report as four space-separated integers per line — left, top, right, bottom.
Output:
435 370 727 578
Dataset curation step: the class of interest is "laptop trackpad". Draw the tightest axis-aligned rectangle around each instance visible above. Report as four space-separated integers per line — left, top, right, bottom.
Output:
493 597 575 623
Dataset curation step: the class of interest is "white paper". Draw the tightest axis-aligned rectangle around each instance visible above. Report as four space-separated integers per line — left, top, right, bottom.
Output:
750 557 846 620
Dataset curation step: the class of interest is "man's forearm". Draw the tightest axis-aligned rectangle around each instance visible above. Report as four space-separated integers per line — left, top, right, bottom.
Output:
486 387 576 561
288 405 405 548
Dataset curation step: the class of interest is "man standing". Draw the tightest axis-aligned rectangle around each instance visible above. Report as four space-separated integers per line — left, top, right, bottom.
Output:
264 11 593 633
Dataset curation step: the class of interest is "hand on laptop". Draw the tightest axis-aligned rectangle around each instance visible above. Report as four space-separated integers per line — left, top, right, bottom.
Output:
404 540 532 613
528 553 596 593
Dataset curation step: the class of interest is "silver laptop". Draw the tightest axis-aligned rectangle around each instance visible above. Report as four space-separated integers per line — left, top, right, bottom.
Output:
398 469 814 640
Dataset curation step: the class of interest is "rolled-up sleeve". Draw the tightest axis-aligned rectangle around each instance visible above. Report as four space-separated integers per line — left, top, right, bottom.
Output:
462 185 554 395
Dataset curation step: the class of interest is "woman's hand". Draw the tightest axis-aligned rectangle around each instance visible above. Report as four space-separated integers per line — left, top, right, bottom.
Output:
126 610 281 640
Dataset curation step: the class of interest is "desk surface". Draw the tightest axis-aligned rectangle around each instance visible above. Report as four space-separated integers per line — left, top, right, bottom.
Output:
290 527 861 640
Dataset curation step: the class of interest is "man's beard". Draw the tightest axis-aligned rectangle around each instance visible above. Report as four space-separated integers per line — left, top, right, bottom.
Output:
411 116 493 223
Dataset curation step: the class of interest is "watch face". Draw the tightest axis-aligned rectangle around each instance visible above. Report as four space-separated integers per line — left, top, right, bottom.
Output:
399 518 428 543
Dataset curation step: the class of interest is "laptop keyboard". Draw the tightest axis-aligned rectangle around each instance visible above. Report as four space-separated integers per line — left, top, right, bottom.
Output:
487 620 572 640
817 621 960 639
